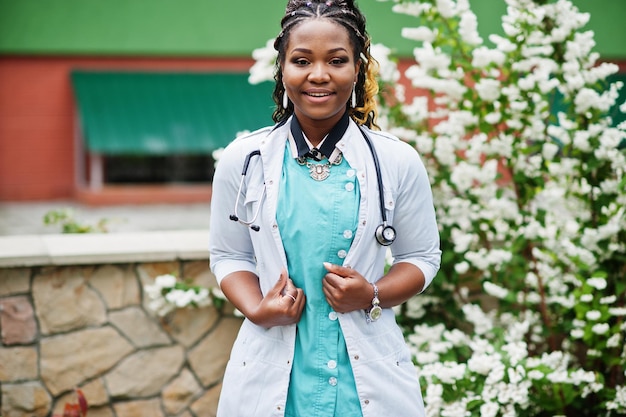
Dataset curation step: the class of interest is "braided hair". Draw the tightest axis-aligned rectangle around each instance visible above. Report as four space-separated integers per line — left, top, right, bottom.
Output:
272 0 380 129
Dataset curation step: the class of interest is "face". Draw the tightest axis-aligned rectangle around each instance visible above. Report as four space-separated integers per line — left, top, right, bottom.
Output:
282 19 360 129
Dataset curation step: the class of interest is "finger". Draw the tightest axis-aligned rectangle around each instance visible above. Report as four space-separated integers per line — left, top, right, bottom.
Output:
284 277 297 294
271 268 289 296
323 262 352 278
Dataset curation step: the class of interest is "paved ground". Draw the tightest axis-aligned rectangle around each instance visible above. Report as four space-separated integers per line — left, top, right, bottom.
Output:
0 201 211 235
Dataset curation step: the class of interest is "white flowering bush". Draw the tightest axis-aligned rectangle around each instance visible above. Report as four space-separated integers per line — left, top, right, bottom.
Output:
144 274 224 317
249 0 626 414
384 0 626 415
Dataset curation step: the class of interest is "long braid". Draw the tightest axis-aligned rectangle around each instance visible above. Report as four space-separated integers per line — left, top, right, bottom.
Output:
272 0 380 129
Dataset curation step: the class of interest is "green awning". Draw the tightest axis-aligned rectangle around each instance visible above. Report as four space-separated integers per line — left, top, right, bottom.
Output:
71 71 275 155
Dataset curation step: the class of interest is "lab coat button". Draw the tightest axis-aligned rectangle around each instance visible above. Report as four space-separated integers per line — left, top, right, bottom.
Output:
328 377 338 386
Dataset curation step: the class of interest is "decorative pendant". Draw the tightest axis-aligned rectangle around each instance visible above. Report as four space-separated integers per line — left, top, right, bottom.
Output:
297 153 342 182
308 163 331 181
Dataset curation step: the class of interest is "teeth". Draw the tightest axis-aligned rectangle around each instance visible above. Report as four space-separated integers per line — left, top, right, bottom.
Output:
307 92 331 97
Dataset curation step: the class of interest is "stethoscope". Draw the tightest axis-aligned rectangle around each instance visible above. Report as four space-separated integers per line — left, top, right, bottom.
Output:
229 126 397 246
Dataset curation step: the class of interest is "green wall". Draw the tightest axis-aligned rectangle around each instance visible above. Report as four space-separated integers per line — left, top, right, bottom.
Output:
0 0 624 58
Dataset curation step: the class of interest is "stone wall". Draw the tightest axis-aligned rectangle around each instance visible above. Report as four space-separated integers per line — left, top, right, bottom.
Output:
0 231 242 417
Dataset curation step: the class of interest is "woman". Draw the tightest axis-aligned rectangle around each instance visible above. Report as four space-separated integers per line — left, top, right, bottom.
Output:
209 1 441 416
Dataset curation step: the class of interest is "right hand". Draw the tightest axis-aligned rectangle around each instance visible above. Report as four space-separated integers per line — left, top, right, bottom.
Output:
250 268 305 328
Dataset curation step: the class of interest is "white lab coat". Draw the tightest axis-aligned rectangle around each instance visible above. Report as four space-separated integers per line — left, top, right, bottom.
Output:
209 117 441 417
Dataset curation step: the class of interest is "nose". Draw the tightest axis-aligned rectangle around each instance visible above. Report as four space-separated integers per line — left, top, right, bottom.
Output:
308 63 330 83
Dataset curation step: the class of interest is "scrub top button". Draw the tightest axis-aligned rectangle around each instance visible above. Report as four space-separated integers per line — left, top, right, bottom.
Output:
328 377 338 386
343 230 353 239
337 250 347 259
345 182 355 192
329 311 338 321
327 360 337 369
346 169 356 178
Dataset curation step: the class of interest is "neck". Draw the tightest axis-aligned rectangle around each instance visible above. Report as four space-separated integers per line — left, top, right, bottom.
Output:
294 111 346 147
291 110 350 160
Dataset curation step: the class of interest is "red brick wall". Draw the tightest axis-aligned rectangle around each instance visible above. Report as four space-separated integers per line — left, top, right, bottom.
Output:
0 56 254 202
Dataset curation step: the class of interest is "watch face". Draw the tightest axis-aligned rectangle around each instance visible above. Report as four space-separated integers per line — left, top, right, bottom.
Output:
369 306 382 321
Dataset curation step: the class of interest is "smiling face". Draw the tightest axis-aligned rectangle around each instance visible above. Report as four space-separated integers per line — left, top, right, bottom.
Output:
281 18 360 139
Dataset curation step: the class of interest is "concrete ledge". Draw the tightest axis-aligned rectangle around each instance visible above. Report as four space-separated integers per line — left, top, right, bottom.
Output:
0 230 209 267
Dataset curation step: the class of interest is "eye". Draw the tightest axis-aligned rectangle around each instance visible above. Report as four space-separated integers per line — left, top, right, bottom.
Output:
330 57 349 65
292 58 310 66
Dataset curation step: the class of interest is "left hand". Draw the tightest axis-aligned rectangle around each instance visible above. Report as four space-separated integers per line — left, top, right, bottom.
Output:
322 262 373 313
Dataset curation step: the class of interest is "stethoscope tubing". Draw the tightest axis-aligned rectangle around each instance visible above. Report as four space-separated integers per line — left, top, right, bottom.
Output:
229 123 395 245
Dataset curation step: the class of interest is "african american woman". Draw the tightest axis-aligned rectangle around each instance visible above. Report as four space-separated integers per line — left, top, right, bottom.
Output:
209 1 441 416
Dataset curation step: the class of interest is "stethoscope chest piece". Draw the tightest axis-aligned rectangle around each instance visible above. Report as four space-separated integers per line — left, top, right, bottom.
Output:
375 223 396 246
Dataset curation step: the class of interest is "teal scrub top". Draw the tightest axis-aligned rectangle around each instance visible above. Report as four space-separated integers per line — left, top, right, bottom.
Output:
277 143 363 417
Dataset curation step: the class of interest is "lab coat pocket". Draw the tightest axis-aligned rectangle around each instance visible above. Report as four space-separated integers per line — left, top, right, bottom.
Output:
242 182 265 225
382 188 396 224
218 321 292 416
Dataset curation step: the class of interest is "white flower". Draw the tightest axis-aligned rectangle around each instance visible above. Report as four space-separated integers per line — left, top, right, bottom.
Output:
402 27 437 43
480 402 499 417
600 295 617 305
606 333 621 348
455 261 470 274
459 11 482 45
155 274 177 289
587 277 607 290
542 142 560 160
248 39 277 85
468 353 499 375
483 282 509 299
435 0 458 18
370 43 400 83
475 78 501 102
585 310 601 321
591 323 610 335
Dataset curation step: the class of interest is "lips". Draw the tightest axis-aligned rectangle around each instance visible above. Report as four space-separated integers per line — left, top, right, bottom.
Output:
304 90 334 98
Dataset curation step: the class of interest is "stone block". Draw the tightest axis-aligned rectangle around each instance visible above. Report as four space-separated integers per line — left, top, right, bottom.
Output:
0 346 38 381
79 378 110 407
109 306 171 348
105 345 185 398
1 381 52 417
182 260 217 289
89 264 140 309
0 267 31 296
162 367 202 415
188 317 242 387
113 398 165 417
33 267 107 334
0 295 37 345
136 261 181 288
50 380 111 415
190 383 221 417
84 406 115 417
41 326 134 395
160 305 219 348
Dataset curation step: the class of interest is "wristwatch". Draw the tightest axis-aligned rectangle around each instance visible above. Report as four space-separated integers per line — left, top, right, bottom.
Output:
366 283 382 323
